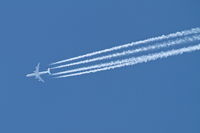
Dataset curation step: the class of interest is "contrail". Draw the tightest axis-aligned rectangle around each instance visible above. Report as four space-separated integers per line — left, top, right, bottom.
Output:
54 44 200 78
51 27 200 65
51 35 200 70
52 35 200 75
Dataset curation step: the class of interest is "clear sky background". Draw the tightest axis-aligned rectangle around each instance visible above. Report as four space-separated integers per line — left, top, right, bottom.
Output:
1 0 200 132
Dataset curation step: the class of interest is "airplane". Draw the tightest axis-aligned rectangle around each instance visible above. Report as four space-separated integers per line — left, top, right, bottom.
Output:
26 63 51 82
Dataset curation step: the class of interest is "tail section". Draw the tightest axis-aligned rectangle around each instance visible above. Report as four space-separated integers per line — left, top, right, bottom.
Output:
47 68 51 75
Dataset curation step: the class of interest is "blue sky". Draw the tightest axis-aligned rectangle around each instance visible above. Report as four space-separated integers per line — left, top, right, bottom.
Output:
1 0 200 132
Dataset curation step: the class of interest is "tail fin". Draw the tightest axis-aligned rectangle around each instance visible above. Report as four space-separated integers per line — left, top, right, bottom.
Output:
47 68 51 75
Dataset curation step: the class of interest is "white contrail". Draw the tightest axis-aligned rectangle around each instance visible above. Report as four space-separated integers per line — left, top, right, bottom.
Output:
52 35 200 75
51 35 200 70
51 27 200 65
54 44 200 78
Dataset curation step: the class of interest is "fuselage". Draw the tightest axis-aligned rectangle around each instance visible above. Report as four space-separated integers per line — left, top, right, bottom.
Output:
26 70 49 77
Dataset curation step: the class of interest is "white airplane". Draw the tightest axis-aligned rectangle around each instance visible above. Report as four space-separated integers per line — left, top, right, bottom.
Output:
26 63 51 82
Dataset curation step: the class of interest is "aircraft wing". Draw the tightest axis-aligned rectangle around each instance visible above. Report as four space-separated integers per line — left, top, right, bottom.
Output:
35 63 40 73
36 75 44 82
